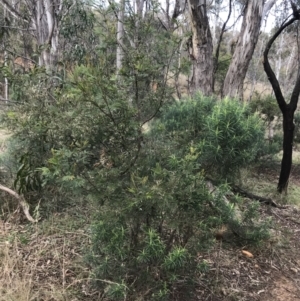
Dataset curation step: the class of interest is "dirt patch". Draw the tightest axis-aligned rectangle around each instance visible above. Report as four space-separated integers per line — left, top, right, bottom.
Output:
266 275 300 301
193 202 300 301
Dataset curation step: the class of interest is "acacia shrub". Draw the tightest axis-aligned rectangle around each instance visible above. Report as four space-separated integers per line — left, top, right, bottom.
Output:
151 96 266 179
249 93 282 156
89 153 237 300
153 93 216 137
199 98 265 178
88 95 270 300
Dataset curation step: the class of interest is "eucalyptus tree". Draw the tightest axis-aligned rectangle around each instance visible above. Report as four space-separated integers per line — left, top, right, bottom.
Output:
0 0 91 69
185 0 275 97
222 0 276 99
187 0 214 95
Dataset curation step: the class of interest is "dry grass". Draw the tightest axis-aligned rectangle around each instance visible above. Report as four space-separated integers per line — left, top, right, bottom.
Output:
0 129 10 154
244 81 273 100
167 72 273 101
0 238 37 301
0 210 99 301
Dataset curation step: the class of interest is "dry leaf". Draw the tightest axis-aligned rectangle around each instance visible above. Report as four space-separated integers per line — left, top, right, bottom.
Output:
290 267 298 273
242 250 254 258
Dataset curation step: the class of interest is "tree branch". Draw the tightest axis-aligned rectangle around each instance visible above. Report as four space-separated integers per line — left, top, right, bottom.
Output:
262 0 276 24
231 185 285 208
213 0 232 91
0 184 37 222
263 13 300 113
0 0 28 22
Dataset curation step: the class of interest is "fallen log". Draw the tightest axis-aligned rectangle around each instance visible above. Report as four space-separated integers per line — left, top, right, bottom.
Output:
231 185 286 209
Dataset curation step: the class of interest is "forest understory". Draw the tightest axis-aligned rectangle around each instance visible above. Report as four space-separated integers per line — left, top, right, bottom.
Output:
1 131 300 301
2 0 300 299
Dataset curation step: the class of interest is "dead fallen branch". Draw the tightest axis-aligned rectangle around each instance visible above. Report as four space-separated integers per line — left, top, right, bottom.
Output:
231 185 286 209
0 184 37 222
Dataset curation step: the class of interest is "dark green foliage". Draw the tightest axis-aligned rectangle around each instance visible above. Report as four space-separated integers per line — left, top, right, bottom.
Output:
199 98 265 178
152 93 216 142
89 154 236 300
152 96 265 179
0 0 177 207
249 93 281 122
0 4 272 300
14 153 42 194
249 93 282 156
86 95 271 300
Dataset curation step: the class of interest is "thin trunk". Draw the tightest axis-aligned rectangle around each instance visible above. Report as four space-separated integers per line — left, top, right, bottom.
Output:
278 110 295 192
0 0 64 69
249 35 267 100
263 9 300 193
136 0 144 16
175 32 184 99
212 0 221 43
275 33 284 80
4 52 8 102
212 0 232 93
286 45 295 78
116 0 125 73
4 4 8 102
187 0 213 96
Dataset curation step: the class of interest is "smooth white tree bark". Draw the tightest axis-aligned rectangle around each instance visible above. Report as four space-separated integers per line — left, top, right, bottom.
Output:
0 0 66 69
116 0 125 73
222 0 275 99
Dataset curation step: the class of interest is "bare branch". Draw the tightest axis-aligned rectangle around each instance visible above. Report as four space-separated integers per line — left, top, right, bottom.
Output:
0 0 28 22
263 13 300 112
213 0 232 92
0 184 37 223
262 0 276 24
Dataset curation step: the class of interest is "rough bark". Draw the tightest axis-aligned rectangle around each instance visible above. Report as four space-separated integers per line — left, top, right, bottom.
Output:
187 0 213 96
222 0 274 99
263 9 300 193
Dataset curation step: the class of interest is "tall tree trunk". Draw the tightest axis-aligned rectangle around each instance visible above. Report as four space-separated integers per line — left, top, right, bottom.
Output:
116 0 125 73
263 9 300 193
222 0 274 99
187 0 213 96
34 0 59 68
4 3 8 102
